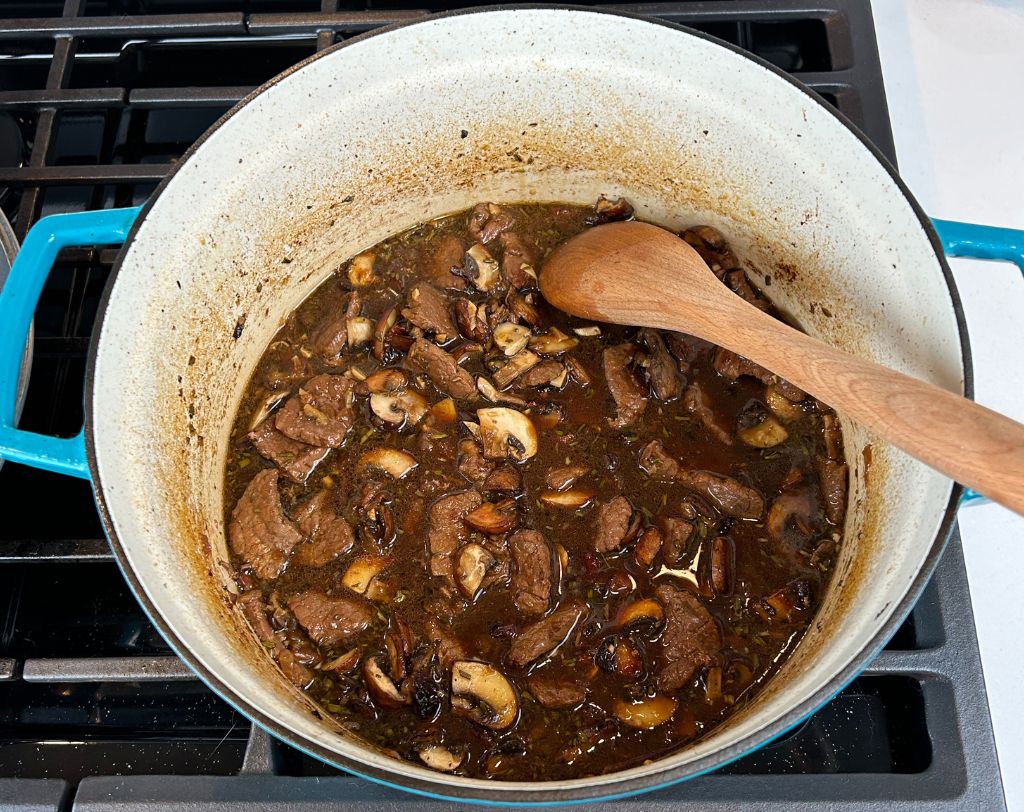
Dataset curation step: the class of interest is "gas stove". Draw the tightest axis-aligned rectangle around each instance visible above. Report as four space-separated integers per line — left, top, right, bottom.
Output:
0 2 1004 809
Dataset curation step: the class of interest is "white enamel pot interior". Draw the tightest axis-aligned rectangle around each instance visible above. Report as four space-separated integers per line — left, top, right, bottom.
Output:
87 7 967 804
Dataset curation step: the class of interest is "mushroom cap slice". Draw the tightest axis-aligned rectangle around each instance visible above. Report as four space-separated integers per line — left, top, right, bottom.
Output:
451 661 519 730
493 322 531 356
370 390 429 427
612 695 677 729
476 407 538 461
341 554 387 594
362 656 409 708
419 745 465 772
455 543 497 599
465 244 500 292
356 448 418 479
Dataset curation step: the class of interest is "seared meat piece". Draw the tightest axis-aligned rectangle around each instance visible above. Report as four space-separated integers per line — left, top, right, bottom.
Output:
638 439 681 480
586 196 634 225
402 283 457 340
816 458 848 525
710 536 733 594
725 270 770 312
407 338 476 400
428 233 468 290
312 292 362 366
291 490 354 567
457 438 494 485
713 348 804 402
483 463 522 493
237 591 314 688
287 590 372 648
681 225 739 277
509 529 552 617
683 382 732 445
518 360 566 389
274 374 354 448
526 673 587 709
664 332 712 368
424 617 468 668
453 297 490 343
544 464 588 491
249 419 329 484
639 328 682 400
428 490 483 581
653 584 720 692
468 202 516 244
676 470 764 520
661 517 695 567
229 469 302 579
499 232 539 289
603 344 647 429
593 496 635 553
508 599 588 667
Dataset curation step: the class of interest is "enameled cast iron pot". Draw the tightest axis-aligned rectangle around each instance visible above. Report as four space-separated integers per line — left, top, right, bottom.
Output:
0 7 1022 805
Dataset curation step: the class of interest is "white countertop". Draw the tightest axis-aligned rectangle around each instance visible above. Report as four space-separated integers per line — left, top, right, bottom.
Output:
871 1 1024 808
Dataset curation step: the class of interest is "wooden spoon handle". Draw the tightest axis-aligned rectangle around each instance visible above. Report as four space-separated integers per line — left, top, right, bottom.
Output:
720 307 1024 513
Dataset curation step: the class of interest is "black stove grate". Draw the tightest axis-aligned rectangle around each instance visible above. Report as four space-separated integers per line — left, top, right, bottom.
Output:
0 2 1004 810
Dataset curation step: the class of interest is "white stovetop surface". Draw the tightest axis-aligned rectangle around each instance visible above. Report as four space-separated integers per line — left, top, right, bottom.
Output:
871 1 1024 808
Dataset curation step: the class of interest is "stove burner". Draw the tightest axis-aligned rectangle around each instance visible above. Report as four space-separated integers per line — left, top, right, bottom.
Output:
0 2 1004 810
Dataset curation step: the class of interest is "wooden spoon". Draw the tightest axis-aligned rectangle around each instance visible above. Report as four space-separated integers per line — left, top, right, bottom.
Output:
540 220 1024 515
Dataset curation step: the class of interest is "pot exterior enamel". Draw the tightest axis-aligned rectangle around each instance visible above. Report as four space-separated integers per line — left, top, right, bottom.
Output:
86 8 965 803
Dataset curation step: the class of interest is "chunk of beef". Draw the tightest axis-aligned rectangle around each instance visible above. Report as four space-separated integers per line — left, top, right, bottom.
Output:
676 470 764 520
526 673 587 709
661 517 695 567
509 529 552 617
639 328 682 400
483 463 522 493
594 496 635 553
457 438 494 485
428 490 483 581
713 347 804 402
683 382 733 445
407 338 477 400
274 374 354 448
816 458 848 525
518 360 566 389
638 439 681 480
508 599 588 667
664 332 712 368
249 419 329 484
229 469 302 579
680 225 739 277
468 202 516 244
237 591 314 688
402 283 457 340
603 344 648 429
287 590 372 648
424 617 468 668
725 270 770 312
499 232 539 289
264 351 312 389
311 292 362 366
653 584 720 692
428 233 468 290
453 297 490 343
291 490 354 567
544 464 588 491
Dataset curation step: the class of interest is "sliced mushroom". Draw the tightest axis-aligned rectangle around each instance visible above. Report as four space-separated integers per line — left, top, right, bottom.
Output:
463 244 500 292
247 390 289 433
529 327 579 356
373 305 398 361
346 316 374 347
385 616 414 681
477 408 538 461
356 448 418 479
738 414 789 448
572 325 601 337
614 598 665 630
633 527 663 568
539 489 595 510
506 290 541 326
419 745 465 772
454 298 490 343
455 543 498 599
477 376 528 406
767 490 813 539
492 350 540 388
451 661 518 730
362 656 409 708
596 636 643 678
370 390 429 427
464 499 519 534
429 397 457 425
493 322 531 356
612 695 677 729
320 647 361 673
564 356 591 387
765 384 804 422
341 554 388 594
364 369 407 394
347 252 377 287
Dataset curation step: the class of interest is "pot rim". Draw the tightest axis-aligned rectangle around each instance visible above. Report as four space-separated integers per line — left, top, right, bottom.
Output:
83 5 971 805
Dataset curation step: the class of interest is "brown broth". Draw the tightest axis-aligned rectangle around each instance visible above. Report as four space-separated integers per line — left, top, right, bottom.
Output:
223 201 845 781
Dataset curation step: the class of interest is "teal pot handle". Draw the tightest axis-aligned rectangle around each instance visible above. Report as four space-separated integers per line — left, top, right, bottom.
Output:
931 218 1024 508
0 207 142 479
